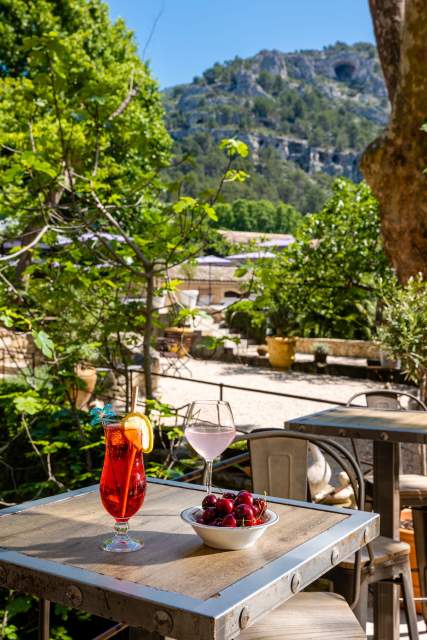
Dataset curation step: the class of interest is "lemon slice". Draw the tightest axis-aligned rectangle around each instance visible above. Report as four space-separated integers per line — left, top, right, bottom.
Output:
121 412 154 453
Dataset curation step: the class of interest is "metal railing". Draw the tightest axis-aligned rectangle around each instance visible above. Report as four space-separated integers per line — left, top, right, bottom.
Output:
148 370 347 407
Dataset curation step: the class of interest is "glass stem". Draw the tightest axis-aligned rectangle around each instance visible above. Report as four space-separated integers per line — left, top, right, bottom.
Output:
204 460 213 493
114 519 129 539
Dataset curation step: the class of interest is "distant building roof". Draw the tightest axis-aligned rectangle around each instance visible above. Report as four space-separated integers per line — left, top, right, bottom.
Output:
219 229 294 244
169 264 247 282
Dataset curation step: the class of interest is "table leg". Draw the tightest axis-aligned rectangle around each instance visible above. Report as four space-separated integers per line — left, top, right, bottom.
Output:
373 441 400 640
413 506 427 621
38 598 50 640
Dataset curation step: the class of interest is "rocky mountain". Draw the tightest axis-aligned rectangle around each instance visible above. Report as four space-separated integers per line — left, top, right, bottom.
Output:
163 43 389 213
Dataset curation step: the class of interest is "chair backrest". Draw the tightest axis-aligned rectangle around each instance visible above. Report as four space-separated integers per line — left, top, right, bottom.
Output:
249 435 308 500
346 389 427 412
241 429 365 609
244 429 364 510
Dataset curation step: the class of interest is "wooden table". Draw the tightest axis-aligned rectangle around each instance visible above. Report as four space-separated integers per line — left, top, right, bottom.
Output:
287 406 427 640
0 478 378 640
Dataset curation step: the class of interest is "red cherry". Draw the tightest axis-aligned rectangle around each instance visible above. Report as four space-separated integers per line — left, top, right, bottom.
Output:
216 498 234 515
253 497 267 517
235 491 254 507
202 494 218 509
202 507 217 524
221 514 237 527
196 515 205 524
212 518 223 527
222 492 236 500
254 518 264 526
234 503 254 522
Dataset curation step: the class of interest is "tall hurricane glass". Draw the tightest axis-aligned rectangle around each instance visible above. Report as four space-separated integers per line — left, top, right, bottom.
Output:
100 421 146 552
184 401 236 493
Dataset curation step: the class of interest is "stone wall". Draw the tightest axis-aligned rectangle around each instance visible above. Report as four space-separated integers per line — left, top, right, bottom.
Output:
296 337 380 359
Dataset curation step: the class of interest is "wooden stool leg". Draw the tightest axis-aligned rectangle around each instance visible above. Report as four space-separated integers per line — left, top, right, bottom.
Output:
38 599 50 640
413 506 427 621
352 576 369 631
401 563 420 640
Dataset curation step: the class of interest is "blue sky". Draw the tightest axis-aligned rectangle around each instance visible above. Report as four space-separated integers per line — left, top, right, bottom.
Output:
106 1 375 88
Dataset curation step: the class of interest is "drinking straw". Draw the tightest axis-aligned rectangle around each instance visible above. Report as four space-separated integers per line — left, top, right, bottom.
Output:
121 386 139 518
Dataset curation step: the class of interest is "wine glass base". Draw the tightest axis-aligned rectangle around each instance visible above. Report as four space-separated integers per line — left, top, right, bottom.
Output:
101 536 144 553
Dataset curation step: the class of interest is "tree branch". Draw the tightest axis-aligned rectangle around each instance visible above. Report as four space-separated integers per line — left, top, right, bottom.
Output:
368 0 405 103
0 225 49 262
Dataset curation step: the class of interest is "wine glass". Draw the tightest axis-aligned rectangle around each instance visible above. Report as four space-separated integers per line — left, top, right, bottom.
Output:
184 401 236 493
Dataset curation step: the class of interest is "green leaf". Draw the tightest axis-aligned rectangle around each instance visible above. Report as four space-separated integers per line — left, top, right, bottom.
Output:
32 330 55 358
203 203 218 221
219 138 249 158
14 395 43 415
224 169 250 183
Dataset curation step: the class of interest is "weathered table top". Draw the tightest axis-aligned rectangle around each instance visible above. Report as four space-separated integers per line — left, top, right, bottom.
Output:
0 478 379 640
287 405 427 443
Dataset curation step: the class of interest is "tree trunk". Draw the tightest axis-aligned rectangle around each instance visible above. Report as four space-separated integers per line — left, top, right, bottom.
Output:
143 270 154 402
361 0 427 282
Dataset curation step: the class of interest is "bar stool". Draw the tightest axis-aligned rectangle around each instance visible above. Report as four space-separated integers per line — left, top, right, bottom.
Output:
347 389 427 621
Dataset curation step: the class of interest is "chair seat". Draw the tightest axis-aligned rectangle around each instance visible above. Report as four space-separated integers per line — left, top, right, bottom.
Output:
365 472 427 506
239 592 366 639
339 535 409 570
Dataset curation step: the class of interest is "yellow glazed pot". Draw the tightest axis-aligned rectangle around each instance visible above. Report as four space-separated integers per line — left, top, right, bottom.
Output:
266 336 296 369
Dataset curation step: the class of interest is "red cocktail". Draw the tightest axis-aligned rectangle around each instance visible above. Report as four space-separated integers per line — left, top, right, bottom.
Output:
100 422 147 552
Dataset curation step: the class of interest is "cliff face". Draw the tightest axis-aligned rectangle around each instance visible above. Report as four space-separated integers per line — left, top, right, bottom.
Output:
164 43 389 189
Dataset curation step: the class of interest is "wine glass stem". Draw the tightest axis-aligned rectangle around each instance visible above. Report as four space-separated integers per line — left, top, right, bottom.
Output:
204 460 213 493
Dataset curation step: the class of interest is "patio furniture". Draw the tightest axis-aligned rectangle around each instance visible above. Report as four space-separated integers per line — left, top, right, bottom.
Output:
0 478 378 640
157 329 194 377
287 406 427 640
346 389 427 622
240 428 418 639
239 592 366 639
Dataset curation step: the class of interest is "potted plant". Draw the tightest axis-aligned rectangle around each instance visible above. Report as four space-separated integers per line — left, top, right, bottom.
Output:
248 267 300 370
313 343 330 368
264 302 299 370
378 274 427 402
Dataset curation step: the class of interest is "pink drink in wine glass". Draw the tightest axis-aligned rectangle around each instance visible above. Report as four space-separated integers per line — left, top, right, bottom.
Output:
185 401 236 493
185 425 235 461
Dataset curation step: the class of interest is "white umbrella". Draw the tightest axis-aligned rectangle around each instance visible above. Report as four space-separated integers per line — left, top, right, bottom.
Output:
194 255 232 303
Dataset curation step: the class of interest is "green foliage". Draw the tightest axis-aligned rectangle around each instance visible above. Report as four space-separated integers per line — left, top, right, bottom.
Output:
167 136 333 214
378 275 427 399
225 300 267 342
214 198 303 234
248 179 393 339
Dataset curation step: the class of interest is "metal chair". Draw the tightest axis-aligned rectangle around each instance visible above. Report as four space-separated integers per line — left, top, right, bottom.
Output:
156 331 194 377
347 389 427 620
241 429 419 640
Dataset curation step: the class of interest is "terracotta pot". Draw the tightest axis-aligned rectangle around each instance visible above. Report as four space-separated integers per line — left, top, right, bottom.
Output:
72 363 97 409
266 336 296 369
400 508 422 614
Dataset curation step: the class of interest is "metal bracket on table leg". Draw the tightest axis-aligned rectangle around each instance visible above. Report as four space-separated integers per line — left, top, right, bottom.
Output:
38 599 50 640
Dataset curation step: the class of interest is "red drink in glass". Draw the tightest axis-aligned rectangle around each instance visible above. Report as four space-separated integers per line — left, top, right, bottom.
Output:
100 423 147 552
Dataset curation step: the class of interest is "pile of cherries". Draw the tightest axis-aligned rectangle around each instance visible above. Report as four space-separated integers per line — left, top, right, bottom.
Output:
196 490 268 527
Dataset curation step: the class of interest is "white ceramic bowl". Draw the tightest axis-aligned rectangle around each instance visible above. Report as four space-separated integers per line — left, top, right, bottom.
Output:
180 506 279 550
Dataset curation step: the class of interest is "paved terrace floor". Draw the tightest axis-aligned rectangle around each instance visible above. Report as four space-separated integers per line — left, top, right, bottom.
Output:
158 359 427 638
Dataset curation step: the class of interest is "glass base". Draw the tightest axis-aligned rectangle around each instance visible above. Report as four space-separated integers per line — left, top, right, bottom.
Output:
101 519 143 553
101 535 143 553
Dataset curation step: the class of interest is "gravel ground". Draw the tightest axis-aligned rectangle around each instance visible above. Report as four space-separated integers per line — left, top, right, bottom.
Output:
157 358 398 429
